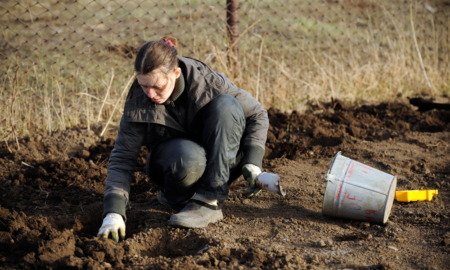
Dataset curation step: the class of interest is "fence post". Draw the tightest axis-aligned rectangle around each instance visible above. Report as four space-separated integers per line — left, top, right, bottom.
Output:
226 0 239 77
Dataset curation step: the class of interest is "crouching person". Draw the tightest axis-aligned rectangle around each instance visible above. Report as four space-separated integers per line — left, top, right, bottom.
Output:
97 36 269 241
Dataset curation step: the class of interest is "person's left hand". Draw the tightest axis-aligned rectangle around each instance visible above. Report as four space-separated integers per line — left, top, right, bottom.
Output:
242 164 262 197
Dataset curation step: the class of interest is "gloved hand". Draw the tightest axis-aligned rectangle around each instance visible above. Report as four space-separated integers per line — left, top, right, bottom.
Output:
242 164 262 197
97 213 126 242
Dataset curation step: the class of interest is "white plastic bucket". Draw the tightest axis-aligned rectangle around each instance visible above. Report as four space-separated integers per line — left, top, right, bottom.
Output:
322 151 397 224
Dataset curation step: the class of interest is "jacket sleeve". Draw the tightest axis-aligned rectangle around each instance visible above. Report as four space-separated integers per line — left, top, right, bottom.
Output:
103 116 147 221
233 89 269 169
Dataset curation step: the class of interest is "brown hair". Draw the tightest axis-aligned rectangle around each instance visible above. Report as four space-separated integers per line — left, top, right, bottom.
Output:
134 36 178 75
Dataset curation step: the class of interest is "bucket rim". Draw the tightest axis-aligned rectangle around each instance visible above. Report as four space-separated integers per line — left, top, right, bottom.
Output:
381 175 398 223
326 151 343 176
322 151 344 213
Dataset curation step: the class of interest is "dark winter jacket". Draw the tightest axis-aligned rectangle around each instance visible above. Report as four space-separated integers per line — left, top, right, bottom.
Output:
103 56 269 219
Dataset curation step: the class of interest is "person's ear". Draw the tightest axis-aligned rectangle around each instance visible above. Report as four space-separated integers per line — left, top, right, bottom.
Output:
174 67 182 79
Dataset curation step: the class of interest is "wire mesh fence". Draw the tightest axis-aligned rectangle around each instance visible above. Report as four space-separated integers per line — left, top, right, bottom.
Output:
1 0 449 138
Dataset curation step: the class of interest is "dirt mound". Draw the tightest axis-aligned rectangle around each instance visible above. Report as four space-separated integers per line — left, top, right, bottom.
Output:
266 100 449 160
1 100 449 269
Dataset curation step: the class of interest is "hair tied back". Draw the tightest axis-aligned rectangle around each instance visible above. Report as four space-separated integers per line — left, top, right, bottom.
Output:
162 38 175 47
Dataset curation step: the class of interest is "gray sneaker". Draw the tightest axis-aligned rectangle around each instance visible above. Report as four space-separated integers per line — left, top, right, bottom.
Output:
168 200 223 228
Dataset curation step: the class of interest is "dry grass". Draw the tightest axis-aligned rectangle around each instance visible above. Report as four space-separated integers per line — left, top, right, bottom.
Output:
1 0 449 140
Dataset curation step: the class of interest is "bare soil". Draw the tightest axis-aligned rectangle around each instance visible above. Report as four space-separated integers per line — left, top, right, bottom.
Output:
1 99 449 269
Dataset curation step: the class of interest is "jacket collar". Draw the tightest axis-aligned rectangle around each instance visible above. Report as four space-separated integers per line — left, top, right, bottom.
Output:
165 70 185 104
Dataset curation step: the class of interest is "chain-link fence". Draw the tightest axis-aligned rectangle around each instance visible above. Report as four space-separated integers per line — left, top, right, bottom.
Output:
1 0 449 139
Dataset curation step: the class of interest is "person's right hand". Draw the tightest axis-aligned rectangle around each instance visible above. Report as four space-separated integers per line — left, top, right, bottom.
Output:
97 213 126 242
242 164 262 197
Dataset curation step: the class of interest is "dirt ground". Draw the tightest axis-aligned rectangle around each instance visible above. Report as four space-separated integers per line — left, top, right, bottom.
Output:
1 98 449 269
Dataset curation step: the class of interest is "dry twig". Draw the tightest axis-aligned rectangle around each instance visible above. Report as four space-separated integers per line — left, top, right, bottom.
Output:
100 74 134 137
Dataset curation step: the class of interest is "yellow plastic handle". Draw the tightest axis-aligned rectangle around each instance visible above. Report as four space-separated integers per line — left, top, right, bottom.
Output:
395 190 438 202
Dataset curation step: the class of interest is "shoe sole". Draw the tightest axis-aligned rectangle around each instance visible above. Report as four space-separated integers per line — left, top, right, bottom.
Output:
168 212 224 228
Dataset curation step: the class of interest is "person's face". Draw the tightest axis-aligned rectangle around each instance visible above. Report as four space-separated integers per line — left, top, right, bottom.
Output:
136 67 181 104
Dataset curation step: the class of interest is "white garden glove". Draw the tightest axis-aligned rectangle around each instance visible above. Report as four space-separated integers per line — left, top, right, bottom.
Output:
242 164 262 197
97 213 126 242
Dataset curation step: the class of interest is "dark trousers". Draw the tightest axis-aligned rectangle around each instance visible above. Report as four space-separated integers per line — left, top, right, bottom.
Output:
147 94 246 203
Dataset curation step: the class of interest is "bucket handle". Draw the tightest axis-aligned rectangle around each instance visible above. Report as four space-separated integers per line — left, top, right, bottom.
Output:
324 173 340 183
